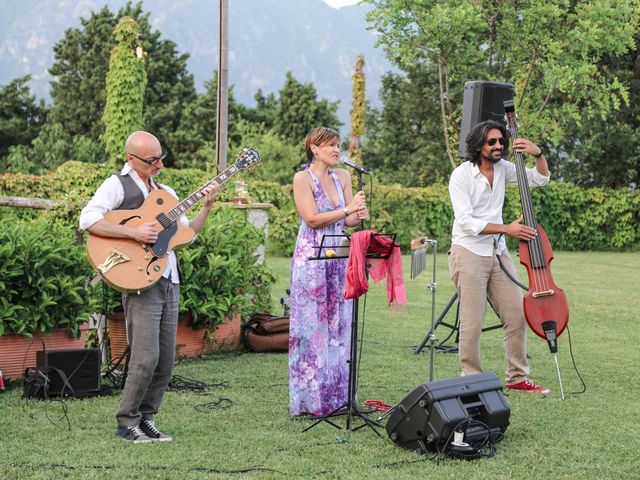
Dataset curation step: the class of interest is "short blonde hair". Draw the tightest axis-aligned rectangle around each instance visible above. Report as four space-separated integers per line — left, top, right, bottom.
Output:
304 127 340 162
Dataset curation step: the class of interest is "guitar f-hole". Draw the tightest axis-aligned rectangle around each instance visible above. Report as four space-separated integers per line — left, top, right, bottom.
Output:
118 215 142 225
146 256 160 276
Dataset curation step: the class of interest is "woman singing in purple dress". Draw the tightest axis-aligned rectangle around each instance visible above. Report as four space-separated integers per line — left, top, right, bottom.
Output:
288 127 369 416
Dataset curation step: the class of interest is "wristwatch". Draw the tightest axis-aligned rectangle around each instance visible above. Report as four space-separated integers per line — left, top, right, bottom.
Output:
342 207 350 217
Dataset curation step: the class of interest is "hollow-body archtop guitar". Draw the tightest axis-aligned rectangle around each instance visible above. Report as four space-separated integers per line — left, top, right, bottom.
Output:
86 147 260 293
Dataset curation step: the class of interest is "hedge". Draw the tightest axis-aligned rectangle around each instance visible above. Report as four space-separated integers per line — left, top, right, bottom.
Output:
1 161 638 255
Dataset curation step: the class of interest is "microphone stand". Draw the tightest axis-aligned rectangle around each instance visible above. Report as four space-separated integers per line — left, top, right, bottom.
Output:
345 168 372 432
354 170 366 231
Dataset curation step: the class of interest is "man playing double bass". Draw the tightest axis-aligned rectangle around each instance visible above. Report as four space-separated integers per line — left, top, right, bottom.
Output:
448 119 550 393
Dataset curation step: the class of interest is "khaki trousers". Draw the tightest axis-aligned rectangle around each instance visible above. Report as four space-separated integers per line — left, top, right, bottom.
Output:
448 245 529 384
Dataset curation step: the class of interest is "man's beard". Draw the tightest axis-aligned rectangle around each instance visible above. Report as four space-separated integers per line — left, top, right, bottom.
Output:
481 150 503 163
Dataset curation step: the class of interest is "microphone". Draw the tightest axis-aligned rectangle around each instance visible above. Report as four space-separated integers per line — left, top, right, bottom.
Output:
339 156 370 175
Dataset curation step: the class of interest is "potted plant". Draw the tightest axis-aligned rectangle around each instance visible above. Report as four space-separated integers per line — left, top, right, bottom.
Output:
0 220 97 379
107 206 275 358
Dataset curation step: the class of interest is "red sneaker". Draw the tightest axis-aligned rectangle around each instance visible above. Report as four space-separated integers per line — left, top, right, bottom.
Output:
506 379 550 394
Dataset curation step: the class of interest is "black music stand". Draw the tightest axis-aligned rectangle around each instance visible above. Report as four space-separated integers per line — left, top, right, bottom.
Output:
302 232 397 436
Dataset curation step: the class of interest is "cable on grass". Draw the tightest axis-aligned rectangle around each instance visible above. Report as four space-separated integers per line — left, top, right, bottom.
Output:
0 461 282 475
194 397 234 412
167 374 229 393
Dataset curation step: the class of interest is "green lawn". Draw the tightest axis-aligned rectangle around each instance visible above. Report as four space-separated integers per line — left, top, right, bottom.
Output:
1 252 639 479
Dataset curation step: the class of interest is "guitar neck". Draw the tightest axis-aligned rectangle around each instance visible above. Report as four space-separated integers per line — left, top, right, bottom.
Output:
165 164 244 222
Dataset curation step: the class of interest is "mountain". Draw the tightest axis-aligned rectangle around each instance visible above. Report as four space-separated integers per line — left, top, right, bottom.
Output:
0 0 391 131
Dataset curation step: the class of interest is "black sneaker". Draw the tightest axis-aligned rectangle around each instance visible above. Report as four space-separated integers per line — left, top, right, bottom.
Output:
116 425 153 444
140 418 173 442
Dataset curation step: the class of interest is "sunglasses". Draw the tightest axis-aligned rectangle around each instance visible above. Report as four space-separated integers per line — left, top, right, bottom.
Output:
128 149 168 166
486 137 506 146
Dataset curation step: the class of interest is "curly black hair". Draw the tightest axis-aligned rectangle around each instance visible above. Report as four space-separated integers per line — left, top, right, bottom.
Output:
465 120 509 165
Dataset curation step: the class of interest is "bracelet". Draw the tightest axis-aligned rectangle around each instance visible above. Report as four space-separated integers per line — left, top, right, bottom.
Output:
342 207 350 217
534 150 544 158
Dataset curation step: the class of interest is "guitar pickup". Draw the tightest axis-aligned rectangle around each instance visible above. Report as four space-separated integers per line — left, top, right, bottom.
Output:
97 248 131 275
532 289 555 298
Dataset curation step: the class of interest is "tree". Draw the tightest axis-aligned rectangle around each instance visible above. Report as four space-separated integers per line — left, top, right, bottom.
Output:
47 2 196 162
349 55 366 164
231 121 303 185
3 123 106 174
102 17 147 168
551 35 640 189
169 71 246 170
363 70 449 186
0 76 47 161
273 72 342 143
243 89 278 131
48 5 119 141
365 0 640 186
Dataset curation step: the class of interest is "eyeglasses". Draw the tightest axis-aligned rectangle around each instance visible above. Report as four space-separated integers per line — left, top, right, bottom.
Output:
128 149 168 165
486 137 506 146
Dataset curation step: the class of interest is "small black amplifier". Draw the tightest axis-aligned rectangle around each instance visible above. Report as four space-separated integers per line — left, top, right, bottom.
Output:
36 348 101 397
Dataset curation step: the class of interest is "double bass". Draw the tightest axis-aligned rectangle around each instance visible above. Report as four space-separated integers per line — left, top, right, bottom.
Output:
503 100 569 349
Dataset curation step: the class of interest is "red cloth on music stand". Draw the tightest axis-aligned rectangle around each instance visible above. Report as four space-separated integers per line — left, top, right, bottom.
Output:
344 230 407 304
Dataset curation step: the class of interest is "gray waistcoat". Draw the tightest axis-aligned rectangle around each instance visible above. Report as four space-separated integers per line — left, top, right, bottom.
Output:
115 173 145 210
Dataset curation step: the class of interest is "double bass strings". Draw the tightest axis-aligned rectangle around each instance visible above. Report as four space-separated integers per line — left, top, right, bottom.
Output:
507 121 551 297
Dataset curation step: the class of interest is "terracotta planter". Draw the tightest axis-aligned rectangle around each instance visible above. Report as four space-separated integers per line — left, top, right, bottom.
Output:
106 311 128 362
108 311 241 361
0 325 89 380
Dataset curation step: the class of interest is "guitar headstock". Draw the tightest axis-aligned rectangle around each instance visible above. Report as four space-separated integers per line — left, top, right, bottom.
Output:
234 147 261 171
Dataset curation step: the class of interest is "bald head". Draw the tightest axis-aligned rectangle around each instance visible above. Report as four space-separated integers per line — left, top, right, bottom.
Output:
125 131 165 178
125 131 161 156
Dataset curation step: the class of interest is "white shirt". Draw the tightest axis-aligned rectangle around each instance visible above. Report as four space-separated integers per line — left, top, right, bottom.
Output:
449 159 550 256
79 163 189 283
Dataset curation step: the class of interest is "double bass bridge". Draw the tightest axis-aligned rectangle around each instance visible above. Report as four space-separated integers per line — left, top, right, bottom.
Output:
532 289 555 298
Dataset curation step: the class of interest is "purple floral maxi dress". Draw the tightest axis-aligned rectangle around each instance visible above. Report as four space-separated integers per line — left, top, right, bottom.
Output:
288 169 352 416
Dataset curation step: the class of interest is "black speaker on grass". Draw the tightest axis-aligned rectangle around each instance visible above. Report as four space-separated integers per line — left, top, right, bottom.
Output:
386 372 510 454
459 81 515 159
36 348 101 397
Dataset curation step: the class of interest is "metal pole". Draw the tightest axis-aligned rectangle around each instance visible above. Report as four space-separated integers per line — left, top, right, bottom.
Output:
428 241 437 381
215 0 229 174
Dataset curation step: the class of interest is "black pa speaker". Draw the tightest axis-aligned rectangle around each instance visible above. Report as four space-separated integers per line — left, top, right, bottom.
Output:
36 348 101 397
386 372 510 454
458 81 515 159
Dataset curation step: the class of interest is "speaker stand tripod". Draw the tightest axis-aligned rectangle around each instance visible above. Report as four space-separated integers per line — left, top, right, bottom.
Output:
413 291 503 355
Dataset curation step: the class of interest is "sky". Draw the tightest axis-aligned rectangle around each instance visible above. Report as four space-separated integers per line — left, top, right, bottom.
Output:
323 0 361 8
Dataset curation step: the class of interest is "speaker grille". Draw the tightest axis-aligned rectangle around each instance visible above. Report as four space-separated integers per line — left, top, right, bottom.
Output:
459 81 515 159
386 372 510 453
36 348 101 396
